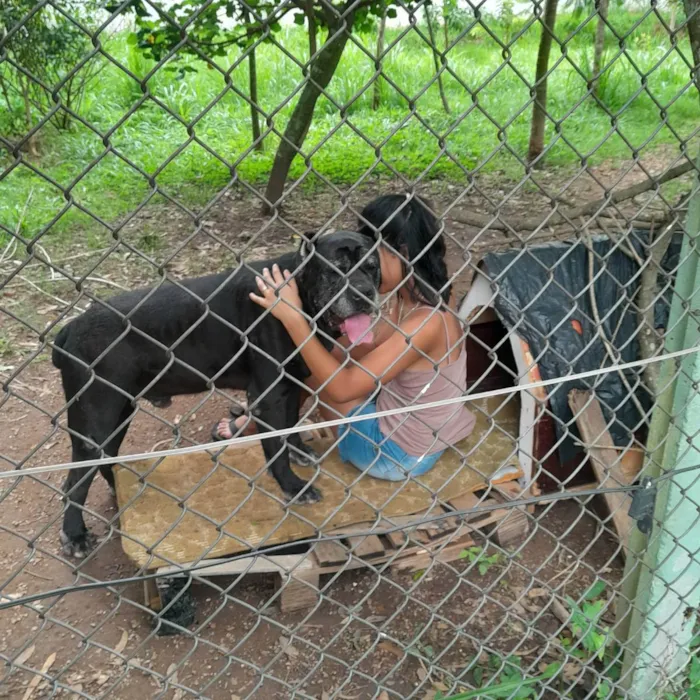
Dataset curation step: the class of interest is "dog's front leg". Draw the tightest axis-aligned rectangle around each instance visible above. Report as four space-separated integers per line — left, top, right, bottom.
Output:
248 381 322 505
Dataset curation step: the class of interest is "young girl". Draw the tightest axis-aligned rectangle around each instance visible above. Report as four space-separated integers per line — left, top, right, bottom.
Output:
214 194 475 481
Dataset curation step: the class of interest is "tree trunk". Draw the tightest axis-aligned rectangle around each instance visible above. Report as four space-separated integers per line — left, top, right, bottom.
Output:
263 15 354 211
425 5 450 113
248 48 262 151
592 0 609 99
372 10 387 111
443 8 450 54
242 5 263 151
0 74 13 124
20 77 39 157
683 0 700 98
527 0 559 164
306 0 317 59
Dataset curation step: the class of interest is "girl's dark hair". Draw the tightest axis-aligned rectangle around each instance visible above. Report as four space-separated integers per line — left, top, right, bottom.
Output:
357 194 450 305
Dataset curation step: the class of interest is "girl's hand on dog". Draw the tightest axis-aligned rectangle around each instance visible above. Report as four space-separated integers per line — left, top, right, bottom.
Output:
250 264 304 325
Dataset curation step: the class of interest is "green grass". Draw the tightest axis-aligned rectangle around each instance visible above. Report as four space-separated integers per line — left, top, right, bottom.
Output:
0 8 696 242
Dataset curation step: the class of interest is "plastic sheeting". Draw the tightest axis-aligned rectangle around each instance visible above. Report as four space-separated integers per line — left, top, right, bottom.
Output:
482 233 681 462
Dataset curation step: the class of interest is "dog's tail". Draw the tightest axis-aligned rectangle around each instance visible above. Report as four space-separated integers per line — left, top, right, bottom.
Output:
51 325 70 370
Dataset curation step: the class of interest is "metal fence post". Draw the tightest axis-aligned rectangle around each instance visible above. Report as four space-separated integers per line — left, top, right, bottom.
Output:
620 156 700 696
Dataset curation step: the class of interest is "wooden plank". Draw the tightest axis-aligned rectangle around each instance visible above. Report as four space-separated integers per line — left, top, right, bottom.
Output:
347 535 385 558
313 541 349 566
620 448 644 482
392 535 477 573
448 490 481 514
459 507 509 532
156 553 316 578
387 509 508 572
277 571 320 613
327 509 448 538
569 389 633 549
385 530 407 548
566 481 601 495
494 480 536 515
143 577 161 611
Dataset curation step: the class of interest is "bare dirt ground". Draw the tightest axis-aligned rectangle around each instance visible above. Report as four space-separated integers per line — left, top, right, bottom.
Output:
0 148 691 699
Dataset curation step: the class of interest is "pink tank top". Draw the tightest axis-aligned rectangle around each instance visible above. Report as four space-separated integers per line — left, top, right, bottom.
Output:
377 305 476 457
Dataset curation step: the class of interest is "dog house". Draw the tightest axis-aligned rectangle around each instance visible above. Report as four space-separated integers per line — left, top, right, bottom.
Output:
457 234 680 493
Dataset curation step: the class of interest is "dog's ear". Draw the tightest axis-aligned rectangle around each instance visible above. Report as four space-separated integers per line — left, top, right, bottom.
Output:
295 231 316 260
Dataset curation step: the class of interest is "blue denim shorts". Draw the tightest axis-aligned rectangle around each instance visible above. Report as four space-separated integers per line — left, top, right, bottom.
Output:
337 402 444 481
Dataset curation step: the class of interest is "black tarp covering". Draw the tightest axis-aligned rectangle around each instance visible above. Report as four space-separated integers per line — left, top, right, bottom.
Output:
481 233 681 462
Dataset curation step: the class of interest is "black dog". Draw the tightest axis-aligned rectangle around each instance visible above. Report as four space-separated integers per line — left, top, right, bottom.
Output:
52 231 380 557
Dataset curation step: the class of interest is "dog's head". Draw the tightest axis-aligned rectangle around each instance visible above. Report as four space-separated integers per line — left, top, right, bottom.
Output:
296 230 381 343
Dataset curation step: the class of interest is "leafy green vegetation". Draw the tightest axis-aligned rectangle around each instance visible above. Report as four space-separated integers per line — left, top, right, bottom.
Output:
458 545 506 575
435 581 700 700
0 7 695 244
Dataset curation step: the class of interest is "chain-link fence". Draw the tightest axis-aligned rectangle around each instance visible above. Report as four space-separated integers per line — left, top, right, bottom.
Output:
1 0 700 698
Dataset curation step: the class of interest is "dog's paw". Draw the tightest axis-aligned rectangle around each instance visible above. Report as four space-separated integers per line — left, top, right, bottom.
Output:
284 483 322 505
289 442 319 468
60 529 98 559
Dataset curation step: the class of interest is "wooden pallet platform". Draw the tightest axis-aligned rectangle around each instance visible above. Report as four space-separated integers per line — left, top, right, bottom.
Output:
147 481 531 613
116 396 524 570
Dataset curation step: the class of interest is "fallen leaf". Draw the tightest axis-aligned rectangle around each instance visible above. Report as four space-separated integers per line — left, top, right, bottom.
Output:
350 630 369 652
365 615 387 624
513 647 539 657
417 667 428 682
528 587 549 598
378 640 404 658
279 636 299 659
562 662 581 682
114 630 128 655
378 692 389 700
21 652 56 700
14 645 35 667
511 601 528 616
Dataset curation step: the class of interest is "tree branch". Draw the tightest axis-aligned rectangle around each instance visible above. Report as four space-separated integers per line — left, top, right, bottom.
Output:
584 229 648 423
449 161 696 232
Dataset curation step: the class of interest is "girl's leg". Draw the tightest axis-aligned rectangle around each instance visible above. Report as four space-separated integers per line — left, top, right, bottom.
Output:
301 375 367 437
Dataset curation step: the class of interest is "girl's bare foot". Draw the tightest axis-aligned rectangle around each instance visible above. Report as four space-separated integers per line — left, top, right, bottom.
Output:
212 414 257 441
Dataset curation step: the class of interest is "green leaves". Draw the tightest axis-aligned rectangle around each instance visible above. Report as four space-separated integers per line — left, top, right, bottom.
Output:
689 655 700 687
117 0 422 66
458 546 506 576
584 580 607 601
444 658 561 700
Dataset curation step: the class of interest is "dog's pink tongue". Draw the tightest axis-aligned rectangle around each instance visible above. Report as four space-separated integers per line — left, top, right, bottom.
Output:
340 314 373 345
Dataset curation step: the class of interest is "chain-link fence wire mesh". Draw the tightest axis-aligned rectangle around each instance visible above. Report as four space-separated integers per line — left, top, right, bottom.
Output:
1 0 700 697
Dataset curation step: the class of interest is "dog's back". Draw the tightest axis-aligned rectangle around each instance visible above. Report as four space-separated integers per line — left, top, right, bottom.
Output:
51 253 304 399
